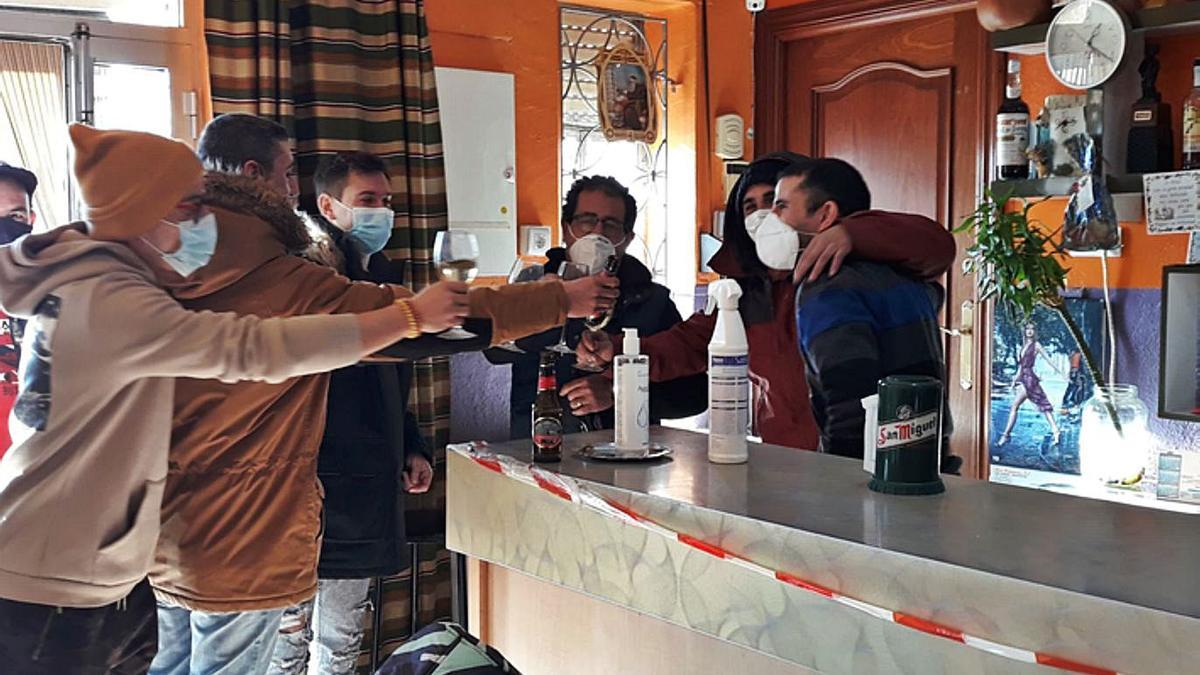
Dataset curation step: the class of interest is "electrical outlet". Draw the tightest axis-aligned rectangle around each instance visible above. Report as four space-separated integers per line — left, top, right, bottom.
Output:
746 0 765 12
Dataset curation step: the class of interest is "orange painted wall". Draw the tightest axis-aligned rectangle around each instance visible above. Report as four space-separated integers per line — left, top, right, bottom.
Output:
702 0 822 222
425 0 808 255
425 2 562 234
1017 37 1198 290
426 1 710 249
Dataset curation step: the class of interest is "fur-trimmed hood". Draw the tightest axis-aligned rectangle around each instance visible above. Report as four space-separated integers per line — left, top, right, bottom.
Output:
201 173 310 254
155 173 310 301
298 211 346 272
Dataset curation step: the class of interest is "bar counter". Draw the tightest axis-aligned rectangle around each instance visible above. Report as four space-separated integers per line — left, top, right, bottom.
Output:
446 427 1199 674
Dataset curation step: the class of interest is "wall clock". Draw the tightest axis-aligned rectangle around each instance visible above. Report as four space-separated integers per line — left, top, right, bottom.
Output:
1046 0 1130 90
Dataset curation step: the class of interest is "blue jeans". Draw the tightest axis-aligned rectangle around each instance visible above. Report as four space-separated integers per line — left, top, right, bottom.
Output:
149 603 284 675
267 578 372 675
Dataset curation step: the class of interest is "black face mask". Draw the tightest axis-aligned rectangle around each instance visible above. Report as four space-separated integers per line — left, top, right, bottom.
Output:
0 216 32 245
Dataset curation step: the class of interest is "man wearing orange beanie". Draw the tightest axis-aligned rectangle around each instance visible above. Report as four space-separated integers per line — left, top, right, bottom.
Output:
0 124 471 674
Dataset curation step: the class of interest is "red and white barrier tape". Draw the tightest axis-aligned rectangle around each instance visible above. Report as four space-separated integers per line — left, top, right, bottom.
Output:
457 444 1118 675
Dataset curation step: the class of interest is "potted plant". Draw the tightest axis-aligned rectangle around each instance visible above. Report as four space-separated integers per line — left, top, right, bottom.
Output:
956 189 1126 439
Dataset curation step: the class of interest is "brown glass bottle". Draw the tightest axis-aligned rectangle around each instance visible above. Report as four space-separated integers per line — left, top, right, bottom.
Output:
531 351 564 463
996 58 1030 180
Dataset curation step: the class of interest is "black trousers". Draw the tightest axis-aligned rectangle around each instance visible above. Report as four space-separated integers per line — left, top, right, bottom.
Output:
0 578 157 674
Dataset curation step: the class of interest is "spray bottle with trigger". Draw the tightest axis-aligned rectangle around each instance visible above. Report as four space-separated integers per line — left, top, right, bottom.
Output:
706 279 749 464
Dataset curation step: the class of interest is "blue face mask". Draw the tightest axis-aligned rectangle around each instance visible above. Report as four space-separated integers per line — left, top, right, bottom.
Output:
149 213 218 278
335 198 393 255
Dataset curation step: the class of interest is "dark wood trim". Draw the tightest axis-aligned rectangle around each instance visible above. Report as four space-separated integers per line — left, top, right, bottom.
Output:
768 0 974 38
812 61 953 92
976 25 1004 480
754 0 975 154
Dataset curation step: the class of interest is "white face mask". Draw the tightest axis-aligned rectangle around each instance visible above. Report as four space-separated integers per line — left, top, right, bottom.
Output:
744 209 799 271
567 233 617 275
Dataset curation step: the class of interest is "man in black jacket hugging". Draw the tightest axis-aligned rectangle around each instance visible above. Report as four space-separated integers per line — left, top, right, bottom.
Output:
485 175 706 439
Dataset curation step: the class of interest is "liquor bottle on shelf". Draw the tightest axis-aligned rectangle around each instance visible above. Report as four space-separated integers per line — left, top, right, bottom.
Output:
531 350 564 463
1183 58 1200 170
996 58 1030 181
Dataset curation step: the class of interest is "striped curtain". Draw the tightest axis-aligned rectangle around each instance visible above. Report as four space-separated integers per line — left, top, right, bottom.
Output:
204 1 451 669
203 0 450 450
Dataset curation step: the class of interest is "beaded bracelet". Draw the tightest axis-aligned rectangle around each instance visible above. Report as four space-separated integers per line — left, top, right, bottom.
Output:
394 298 422 339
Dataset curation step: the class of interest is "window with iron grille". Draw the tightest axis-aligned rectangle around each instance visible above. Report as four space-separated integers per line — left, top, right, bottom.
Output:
560 6 668 281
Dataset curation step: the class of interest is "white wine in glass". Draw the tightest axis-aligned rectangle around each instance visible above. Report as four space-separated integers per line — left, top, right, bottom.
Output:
438 259 479 283
433 230 480 340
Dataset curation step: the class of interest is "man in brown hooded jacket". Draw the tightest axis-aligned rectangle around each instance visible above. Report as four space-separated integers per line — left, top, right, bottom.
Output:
147 115 614 674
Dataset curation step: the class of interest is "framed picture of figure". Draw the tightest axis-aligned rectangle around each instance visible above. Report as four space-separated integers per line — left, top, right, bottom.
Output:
597 42 657 144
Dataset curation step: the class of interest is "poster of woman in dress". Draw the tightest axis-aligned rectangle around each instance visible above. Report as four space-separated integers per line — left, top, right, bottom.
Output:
989 298 1105 486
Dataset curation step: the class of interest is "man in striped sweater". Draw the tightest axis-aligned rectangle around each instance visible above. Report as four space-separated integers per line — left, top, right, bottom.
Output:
773 158 958 472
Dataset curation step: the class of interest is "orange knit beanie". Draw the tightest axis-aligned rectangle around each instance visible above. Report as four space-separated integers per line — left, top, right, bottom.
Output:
69 124 202 241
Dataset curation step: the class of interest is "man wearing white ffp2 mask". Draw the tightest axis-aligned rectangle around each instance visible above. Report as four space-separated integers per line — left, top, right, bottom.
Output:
567 233 617 275
744 208 800 271
484 175 706 443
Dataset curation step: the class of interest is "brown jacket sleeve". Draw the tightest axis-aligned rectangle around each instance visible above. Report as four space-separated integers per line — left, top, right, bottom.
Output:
840 209 957 280
467 280 568 346
284 258 399 314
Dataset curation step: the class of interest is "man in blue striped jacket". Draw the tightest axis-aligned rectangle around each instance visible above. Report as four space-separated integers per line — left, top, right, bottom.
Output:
772 158 959 472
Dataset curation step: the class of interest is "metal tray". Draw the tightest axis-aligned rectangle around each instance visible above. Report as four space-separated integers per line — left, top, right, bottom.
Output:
577 442 672 462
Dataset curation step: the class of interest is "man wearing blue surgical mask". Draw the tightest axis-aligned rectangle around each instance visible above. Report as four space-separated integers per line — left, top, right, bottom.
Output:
314 152 395 264
265 151 435 675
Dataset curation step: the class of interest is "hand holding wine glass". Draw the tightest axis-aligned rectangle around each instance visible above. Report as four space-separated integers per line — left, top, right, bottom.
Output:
433 231 480 339
562 272 620 318
409 281 470 333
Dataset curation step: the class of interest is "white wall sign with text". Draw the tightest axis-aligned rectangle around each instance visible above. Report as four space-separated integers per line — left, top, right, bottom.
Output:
1143 171 1200 235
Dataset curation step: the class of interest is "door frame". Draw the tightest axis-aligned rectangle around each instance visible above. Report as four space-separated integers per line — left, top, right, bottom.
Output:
754 0 1001 479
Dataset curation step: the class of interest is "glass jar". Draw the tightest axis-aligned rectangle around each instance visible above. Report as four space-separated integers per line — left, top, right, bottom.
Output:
1078 384 1152 487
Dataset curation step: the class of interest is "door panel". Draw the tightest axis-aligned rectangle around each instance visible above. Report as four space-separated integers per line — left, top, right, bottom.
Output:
813 63 952 222
756 1 994 478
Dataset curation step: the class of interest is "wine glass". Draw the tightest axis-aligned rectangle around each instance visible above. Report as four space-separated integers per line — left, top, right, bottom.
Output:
573 254 621 373
433 230 480 340
492 258 547 354
547 261 590 355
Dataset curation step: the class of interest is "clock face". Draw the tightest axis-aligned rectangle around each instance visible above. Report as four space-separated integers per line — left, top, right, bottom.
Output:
1046 0 1128 89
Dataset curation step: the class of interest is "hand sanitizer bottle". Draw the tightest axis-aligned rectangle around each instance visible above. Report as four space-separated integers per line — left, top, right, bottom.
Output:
706 279 749 464
614 327 650 451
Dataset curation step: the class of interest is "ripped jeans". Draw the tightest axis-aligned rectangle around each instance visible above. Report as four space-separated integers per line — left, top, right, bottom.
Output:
266 578 372 675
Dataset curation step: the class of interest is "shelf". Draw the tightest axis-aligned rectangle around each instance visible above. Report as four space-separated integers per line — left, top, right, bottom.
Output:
990 173 1144 197
992 3 1200 54
991 174 1145 221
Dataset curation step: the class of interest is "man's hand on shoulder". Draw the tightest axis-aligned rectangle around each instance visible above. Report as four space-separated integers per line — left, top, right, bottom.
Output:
794 224 852 284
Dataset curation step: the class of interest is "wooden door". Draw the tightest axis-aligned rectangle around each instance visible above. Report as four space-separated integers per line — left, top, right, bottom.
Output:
756 0 998 479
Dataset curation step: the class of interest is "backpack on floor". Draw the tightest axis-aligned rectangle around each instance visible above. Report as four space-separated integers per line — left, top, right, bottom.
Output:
376 621 522 675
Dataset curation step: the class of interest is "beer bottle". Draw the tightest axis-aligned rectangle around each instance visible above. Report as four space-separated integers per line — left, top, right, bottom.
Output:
531 350 564 462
